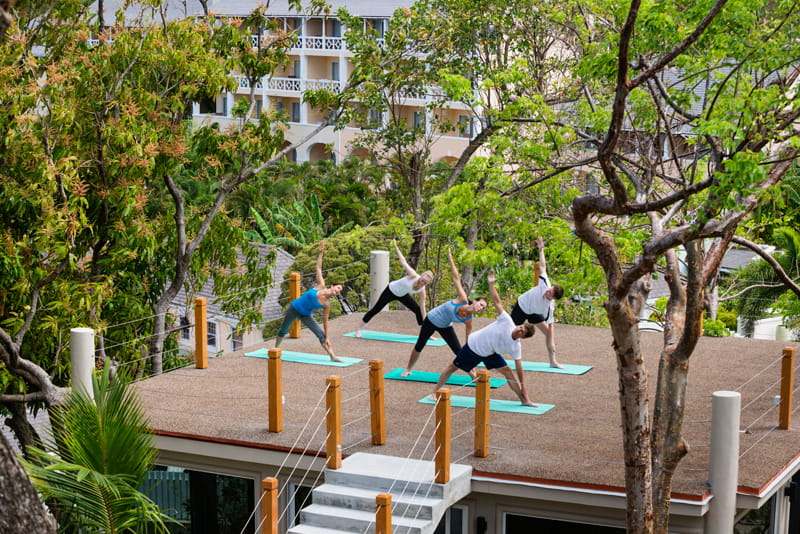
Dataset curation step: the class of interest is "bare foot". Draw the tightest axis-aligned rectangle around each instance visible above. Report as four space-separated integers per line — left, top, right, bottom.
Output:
550 361 564 369
354 330 362 338
428 393 437 402
522 399 539 407
329 355 344 363
400 369 412 377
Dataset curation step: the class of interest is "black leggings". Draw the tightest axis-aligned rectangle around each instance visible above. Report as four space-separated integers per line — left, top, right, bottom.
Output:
510 301 546 325
413 317 462 354
362 286 423 325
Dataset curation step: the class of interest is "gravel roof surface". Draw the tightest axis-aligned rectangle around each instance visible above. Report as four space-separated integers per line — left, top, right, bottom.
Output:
135 311 800 499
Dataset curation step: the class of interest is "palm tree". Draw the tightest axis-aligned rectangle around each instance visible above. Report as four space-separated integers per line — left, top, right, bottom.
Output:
727 227 800 337
22 369 172 533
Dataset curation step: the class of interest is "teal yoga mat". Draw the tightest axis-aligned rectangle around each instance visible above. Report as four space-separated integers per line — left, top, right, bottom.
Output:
418 395 554 415
479 361 592 375
244 348 362 367
383 367 507 388
343 330 446 346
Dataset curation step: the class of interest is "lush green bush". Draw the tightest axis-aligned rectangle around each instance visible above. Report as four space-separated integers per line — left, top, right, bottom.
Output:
703 318 732 337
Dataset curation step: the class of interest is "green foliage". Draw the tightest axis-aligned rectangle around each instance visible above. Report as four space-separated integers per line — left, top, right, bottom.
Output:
22 369 172 533
703 318 732 337
729 228 800 337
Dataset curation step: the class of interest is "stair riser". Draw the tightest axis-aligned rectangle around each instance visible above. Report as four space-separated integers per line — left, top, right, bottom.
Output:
300 510 422 534
323 472 444 498
312 492 436 519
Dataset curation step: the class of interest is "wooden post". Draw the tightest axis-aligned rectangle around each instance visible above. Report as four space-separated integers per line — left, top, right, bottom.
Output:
375 493 392 534
534 261 541 285
267 348 283 433
474 369 491 457
780 347 795 430
434 388 451 484
369 360 386 445
289 272 301 338
326 376 342 469
194 297 208 369
261 477 278 534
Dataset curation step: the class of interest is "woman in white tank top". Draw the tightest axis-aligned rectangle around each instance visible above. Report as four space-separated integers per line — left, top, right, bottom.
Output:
355 240 433 337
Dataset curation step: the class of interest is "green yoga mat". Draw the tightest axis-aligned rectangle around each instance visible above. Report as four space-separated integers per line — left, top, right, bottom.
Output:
479 361 592 375
418 395 554 415
244 348 362 367
383 368 507 388
343 330 446 346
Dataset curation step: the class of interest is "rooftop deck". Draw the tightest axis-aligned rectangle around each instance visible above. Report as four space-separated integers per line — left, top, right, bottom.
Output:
134 311 800 502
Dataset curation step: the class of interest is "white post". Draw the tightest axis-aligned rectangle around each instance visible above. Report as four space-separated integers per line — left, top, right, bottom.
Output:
369 250 390 309
70 327 95 400
705 390 741 533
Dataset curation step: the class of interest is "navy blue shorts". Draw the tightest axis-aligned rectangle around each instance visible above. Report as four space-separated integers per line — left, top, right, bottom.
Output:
453 344 507 372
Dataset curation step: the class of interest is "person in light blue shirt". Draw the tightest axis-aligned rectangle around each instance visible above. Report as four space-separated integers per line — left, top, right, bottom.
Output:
401 249 487 376
432 269 537 406
276 241 343 362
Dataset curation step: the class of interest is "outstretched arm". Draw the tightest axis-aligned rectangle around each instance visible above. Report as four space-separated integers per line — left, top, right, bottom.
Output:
315 241 326 288
536 236 546 273
419 287 427 318
448 249 469 302
487 269 504 314
393 239 418 277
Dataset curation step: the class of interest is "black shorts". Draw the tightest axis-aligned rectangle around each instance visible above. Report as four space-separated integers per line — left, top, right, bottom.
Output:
453 344 507 372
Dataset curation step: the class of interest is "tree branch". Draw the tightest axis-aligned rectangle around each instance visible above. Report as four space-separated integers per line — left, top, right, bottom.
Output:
731 235 800 297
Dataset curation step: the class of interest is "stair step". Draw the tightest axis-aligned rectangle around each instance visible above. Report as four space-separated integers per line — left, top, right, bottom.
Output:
287 524 356 534
325 453 471 499
312 483 442 519
300 503 429 534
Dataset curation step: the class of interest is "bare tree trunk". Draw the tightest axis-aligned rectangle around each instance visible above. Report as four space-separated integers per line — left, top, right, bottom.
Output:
607 290 654 532
0 432 56 533
3 402 41 460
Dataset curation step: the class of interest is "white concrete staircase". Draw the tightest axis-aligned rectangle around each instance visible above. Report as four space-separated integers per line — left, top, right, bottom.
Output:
287 452 472 534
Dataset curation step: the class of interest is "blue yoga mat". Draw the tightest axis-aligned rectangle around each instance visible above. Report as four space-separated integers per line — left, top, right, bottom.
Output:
418 395 554 415
383 368 507 388
480 361 592 375
343 330 446 346
244 348 362 367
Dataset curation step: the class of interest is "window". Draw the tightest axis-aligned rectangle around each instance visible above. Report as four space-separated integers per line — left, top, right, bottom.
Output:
142 466 255 533
331 61 340 81
255 99 262 119
413 110 425 129
293 18 302 34
435 505 467 534
368 108 382 127
288 483 314 527
291 102 301 123
457 114 473 137
232 331 243 352
198 96 216 114
221 96 228 117
207 321 216 348
330 19 342 37
292 60 300 78
504 513 624 533
180 316 190 341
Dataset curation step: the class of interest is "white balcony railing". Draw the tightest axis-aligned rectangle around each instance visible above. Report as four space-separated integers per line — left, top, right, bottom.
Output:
296 35 343 50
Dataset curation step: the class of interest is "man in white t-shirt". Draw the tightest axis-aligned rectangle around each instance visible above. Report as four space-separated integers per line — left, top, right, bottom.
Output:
511 236 564 369
431 269 537 406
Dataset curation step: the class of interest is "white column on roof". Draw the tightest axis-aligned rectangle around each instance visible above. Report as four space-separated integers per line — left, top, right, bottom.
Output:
369 250 390 309
705 390 741 533
70 327 95 400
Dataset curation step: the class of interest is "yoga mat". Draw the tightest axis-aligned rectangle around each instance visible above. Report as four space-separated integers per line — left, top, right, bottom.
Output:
244 348 362 367
343 330 446 346
383 367 507 388
479 361 592 375
418 395 554 415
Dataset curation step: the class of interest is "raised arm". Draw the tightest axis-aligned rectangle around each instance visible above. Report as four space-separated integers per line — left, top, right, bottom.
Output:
393 239 418 277
536 236 546 273
315 241 326 288
487 269 504 314
448 249 469 302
